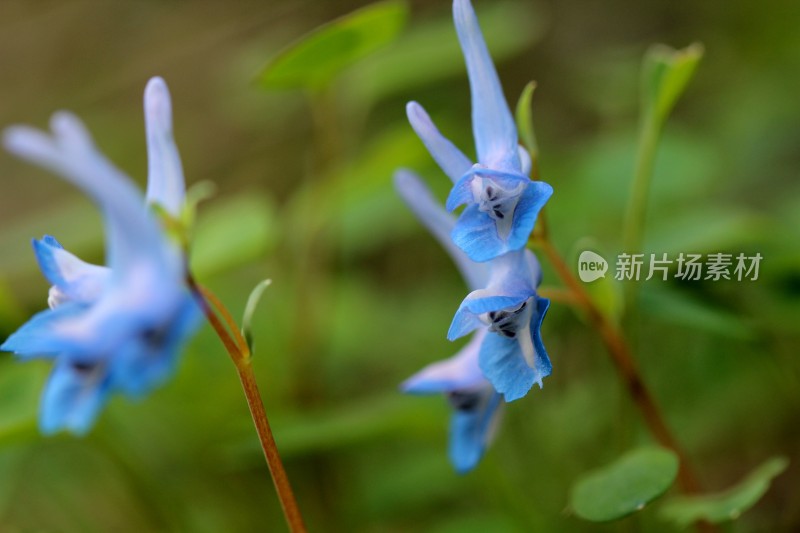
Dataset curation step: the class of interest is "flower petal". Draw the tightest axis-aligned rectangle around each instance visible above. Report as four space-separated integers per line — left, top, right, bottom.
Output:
3 114 169 278
518 145 531 176
448 290 529 340
402 328 487 393
449 389 503 473
453 0 519 170
1 303 87 358
450 204 508 262
445 171 476 212
406 101 473 183
144 77 186 216
113 294 201 396
394 170 488 291
478 297 551 401
449 175 551 262
39 358 112 435
32 235 109 306
506 180 553 253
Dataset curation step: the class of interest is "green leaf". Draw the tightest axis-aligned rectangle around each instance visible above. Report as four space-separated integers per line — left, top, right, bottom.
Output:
256 0 408 91
0 360 47 441
571 446 679 522
640 286 756 341
660 457 789 526
241 279 272 355
515 81 538 163
180 180 218 234
190 192 278 278
646 206 766 254
623 43 704 287
344 0 544 106
643 43 704 127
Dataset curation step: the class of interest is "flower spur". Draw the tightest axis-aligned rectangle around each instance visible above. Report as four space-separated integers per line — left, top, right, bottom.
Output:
1 77 200 434
406 0 553 262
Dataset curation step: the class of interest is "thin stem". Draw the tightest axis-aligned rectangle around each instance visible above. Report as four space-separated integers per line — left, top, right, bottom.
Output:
622 115 660 260
236 358 307 533
186 273 307 533
536 286 580 306
532 237 703 495
196 284 249 355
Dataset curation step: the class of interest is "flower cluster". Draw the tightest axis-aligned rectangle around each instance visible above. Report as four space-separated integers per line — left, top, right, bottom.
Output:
397 0 553 472
1 78 200 435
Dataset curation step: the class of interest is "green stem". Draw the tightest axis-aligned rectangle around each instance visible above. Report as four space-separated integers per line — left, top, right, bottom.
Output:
186 273 307 533
623 114 661 258
533 237 702 494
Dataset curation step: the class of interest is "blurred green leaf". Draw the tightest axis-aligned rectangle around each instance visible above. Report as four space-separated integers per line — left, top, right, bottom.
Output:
227 395 442 462
0 198 101 280
570 446 679 522
515 81 539 164
660 456 789 526
256 0 408 91
357 450 461 519
641 286 756 340
427 511 520 533
294 123 432 256
0 444 27 516
190 192 278 278
275 395 436 457
0 360 47 441
181 180 218 235
643 43 704 127
0 280 25 330
646 206 766 254
623 43 703 262
346 0 544 105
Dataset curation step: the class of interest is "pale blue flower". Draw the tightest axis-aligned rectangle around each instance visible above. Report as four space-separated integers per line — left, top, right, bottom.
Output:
402 328 503 473
447 249 552 402
1 77 199 434
395 169 503 472
406 0 552 262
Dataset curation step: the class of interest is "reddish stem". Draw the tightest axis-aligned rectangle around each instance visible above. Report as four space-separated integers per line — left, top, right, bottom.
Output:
186 274 307 533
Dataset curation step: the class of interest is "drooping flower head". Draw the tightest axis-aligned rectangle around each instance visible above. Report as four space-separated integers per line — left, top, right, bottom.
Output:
395 169 503 472
1 77 199 435
406 0 552 262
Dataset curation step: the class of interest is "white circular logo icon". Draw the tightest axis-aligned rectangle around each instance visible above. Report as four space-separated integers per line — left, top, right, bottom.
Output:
578 251 608 282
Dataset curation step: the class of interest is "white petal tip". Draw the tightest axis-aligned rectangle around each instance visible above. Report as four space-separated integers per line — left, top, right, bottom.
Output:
406 101 433 128
50 112 91 149
144 77 173 125
2 126 53 159
50 111 81 132
3 126 28 149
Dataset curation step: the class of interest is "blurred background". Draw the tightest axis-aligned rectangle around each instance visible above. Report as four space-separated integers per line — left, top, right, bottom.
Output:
0 0 798 531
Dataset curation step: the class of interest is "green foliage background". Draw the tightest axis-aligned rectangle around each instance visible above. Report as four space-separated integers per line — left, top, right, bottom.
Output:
0 0 798 531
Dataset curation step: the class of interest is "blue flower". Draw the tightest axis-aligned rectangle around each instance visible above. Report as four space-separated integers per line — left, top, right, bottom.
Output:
395 169 503 472
1 77 200 435
405 0 552 262
447 249 552 402
402 328 503 474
